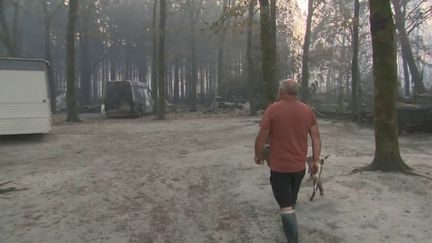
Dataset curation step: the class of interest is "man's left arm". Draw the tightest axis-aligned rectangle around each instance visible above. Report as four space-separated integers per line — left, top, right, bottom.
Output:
255 127 269 164
255 106 272 164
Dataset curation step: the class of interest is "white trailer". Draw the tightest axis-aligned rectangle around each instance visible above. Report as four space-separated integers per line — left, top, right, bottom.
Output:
0 58 52 135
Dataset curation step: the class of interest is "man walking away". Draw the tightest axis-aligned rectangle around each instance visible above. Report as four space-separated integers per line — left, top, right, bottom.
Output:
254 79 321 243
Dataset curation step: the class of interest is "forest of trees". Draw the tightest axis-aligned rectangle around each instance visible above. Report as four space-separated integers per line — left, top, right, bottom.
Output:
2 2 432 242
0 0 431 115
0 0 431 182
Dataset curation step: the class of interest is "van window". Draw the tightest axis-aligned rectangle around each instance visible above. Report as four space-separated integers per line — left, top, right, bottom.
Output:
105 82 132 108
132 85 144 101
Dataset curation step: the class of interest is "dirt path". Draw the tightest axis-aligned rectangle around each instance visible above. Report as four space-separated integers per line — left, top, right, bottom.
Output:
0 115 431 243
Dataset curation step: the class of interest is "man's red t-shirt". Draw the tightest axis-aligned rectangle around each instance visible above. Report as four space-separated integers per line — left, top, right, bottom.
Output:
260 99 317 173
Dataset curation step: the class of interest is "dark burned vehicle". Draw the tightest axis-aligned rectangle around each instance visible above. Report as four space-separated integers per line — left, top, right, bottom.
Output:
104 80 153 118
211 96 244 110
397 94 432 133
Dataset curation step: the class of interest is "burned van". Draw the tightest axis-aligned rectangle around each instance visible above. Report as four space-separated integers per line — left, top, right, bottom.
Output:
104 80 153 118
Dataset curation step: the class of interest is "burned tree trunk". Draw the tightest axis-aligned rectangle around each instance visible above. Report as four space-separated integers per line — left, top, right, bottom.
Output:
247 0 257 115
0 0 19 57
41 0 61 113
80 25 92 105
270 0 277 77
157 0 166 119
216 0 229 98
110 44 117 80
392 0 425 95
151 0 159 113
402 52 410 96
367 0 409 171
300 0 314 102
351 0 360 121
189 0 200 112
174 57 180 104
259 0 276 106
66 0 81 122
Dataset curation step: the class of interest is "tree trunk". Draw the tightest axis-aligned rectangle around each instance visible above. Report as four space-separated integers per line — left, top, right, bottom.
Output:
367 0 409 171
66 0 81 122
181 61 185 101
42 2 56 113
0 0 18 56
270 0 277 78
138 55 147 83
301 0 314 102
151 0 159 113
174 57 180 104
337 75 343 112
200 65 204 102
402 51 410 96
210 59 216 98
216 36 224 98
186 60 191 101
165 65 170 100
93 68 98 102
247 0 257 115
217 0 229 98
259 0 276 106
110 44 116 80
190 2 197 112
351 0 360 121
12 0 19 54
125 43 132 81
80 24 92 105
392 0 425 95
207 61 211 100
157 0 166 119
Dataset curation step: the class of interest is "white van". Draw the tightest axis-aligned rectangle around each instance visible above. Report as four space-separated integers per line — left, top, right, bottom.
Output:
0 58 52 135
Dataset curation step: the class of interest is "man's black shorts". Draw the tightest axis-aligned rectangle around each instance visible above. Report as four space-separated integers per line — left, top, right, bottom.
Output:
270 170 305 208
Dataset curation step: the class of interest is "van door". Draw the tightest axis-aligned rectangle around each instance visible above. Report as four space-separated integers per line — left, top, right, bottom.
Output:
0 65 51 134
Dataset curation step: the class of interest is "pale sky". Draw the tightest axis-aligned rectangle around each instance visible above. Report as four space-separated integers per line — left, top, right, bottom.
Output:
296 0 308 12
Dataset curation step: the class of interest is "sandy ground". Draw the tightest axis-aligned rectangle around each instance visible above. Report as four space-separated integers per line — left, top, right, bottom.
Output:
0 113 431 243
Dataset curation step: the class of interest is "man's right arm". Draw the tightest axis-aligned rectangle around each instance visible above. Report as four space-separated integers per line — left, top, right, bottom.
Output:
309 123 321 163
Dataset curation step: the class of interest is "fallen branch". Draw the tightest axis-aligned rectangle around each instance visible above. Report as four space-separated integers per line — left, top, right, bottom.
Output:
0 180 13 187
0 181 29 194
0 187 29 194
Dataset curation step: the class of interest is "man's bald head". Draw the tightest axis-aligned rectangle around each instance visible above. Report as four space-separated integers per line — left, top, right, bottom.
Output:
279 79 299 96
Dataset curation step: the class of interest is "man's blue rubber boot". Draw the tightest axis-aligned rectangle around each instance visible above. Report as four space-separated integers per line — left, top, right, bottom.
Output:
280 210 298 243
